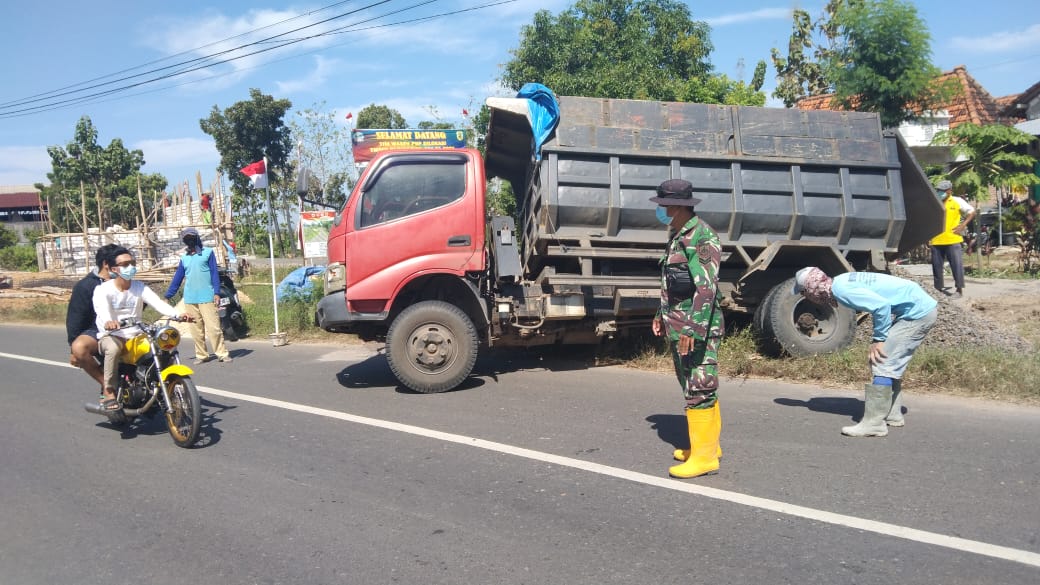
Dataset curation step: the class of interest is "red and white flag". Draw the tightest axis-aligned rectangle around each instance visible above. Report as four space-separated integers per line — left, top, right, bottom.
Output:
344 112 353 120
240 159 267 189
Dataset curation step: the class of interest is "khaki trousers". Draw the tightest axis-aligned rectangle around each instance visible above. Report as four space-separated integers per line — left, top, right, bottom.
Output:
184 302 229 360
99 335 126 392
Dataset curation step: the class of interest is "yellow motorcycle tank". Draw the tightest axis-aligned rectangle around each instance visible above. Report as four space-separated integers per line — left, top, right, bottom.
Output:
121 333 152 364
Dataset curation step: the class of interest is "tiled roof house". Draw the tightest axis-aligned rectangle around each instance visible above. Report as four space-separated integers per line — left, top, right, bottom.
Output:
795 66 1006 158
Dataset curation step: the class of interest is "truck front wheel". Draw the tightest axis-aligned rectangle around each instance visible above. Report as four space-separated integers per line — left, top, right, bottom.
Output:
386 301 479 393
756 278 857 357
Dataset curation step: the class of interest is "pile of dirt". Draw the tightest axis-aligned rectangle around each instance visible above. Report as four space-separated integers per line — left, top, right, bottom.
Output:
852 266 1039 353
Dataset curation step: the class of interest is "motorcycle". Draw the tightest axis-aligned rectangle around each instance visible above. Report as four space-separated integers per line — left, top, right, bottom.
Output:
84 316 202 448
218 269 248 341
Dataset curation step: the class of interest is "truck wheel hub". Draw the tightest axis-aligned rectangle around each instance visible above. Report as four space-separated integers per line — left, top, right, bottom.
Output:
412 330 451 367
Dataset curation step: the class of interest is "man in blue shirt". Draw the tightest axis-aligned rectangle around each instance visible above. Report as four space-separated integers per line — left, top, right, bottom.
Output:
793 267 938 437
165 227 232 364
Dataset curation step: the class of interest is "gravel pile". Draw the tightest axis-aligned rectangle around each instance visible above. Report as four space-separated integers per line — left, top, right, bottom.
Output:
850 268 1034 352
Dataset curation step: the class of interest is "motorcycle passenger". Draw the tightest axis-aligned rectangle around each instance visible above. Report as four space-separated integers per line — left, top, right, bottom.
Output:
164 227 232 364
92 248 190 412
66 243 122 393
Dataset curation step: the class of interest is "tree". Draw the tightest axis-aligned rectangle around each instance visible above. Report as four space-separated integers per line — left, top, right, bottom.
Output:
933 123 1040 269
356 104 406 129
826 0 948 127
45 116 146 230
501 0 765 105
200 88 293 253
289 101 355 210
932 123 1039 203
770 6 838 107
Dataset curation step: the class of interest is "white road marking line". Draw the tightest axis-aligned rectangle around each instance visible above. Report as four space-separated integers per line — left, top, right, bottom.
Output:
5 351 1039 568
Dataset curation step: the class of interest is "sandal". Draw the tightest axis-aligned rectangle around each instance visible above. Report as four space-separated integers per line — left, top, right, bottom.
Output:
100 398 121 412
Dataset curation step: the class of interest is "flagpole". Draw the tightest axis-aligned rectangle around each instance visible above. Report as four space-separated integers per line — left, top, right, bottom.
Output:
263 156 280 335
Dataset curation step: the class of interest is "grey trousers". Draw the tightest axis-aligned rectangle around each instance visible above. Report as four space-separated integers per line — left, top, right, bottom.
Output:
931 244 964 291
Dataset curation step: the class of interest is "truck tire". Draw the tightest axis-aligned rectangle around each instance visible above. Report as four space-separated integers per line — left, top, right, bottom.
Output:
752 285 783 355
758 278 857 357
386 301 479 393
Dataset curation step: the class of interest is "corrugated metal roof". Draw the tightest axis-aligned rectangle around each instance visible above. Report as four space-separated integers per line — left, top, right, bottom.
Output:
1014 118 1040 136
0 185 41 195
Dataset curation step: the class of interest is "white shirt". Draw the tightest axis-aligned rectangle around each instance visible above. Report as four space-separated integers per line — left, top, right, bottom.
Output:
92 279 179 339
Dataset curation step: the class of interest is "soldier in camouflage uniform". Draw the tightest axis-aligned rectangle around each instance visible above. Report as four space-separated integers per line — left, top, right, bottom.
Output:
650 179 724 478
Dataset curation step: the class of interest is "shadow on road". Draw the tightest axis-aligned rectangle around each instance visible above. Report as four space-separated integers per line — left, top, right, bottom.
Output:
334 346 608 394
773 396 865 421
644 413 688 451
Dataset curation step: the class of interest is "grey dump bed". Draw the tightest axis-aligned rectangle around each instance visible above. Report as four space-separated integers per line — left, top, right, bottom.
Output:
485 95 941 281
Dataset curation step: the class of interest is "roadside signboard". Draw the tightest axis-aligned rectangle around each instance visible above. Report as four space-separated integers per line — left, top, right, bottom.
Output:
300 210 336 259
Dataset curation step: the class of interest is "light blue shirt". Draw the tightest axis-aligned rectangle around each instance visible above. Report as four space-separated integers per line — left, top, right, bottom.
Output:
831 272 938 342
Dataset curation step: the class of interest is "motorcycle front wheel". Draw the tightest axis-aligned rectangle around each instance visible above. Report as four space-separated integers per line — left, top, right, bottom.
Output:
163 374 201 448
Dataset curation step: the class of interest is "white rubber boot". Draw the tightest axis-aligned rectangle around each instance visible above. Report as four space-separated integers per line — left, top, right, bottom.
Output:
842 383 892 437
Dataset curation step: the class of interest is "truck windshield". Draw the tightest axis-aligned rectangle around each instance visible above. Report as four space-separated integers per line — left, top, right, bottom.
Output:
358 160 466 228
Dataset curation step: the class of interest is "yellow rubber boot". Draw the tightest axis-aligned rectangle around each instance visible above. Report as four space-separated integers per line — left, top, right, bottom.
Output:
668 407 720 478
673 402 722 461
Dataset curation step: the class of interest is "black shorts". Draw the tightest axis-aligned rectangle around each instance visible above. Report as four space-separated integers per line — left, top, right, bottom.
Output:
77 328 99 341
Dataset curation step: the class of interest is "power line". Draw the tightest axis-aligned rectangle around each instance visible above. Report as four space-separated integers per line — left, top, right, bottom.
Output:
0 0 517 119
0 0 399 113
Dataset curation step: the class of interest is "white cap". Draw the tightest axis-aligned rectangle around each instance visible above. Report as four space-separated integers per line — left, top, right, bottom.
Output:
792 267 816 294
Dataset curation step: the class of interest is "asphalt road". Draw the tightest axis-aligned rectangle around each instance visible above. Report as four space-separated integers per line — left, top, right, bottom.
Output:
1 324 1038 585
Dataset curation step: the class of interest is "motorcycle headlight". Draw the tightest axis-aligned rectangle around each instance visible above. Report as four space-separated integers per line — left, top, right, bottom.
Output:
156 327 181 352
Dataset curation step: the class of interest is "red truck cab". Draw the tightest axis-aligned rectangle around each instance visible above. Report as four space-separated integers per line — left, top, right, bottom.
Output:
316 148 489 340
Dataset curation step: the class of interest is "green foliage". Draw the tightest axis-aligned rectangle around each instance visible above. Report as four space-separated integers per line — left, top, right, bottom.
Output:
200 88 293 253
501 0 765 105
0 224 17 248
826 0 946 127
932 123 1040 202
23 229 44 245
356 104 407 129
0 245 38 271
771 7 835 107
44 116 148 230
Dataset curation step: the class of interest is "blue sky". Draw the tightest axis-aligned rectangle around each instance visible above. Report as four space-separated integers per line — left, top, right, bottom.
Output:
2 0 1038 187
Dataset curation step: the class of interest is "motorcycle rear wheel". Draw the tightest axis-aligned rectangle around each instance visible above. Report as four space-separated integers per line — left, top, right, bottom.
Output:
163 375 201 448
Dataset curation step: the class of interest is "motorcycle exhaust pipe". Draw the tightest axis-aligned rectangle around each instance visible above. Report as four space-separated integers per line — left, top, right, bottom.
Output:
84 401 128 424
84 393 159 419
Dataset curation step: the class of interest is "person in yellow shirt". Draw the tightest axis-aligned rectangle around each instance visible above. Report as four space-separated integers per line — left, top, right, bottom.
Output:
929 180 975 299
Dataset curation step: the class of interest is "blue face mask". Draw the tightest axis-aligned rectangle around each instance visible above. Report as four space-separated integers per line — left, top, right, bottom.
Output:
118 266 138 280
655 207 671 225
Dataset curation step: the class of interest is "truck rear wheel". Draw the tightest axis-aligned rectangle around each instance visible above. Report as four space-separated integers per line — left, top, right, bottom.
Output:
386 301 479 393
755 278 857 357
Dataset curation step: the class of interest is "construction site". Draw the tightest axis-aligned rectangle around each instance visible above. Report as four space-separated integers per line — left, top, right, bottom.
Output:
0 176 243 302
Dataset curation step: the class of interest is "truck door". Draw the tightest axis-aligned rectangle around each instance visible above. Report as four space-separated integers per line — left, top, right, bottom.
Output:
343 152 481 309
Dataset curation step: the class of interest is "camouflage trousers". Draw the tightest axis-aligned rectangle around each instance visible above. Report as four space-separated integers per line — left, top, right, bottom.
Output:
670 335 721 409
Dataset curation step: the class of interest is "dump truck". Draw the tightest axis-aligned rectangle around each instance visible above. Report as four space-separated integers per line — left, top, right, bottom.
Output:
314 94 943 393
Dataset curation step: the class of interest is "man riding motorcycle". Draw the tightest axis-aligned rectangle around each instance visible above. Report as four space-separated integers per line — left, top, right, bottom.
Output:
66 244 122 395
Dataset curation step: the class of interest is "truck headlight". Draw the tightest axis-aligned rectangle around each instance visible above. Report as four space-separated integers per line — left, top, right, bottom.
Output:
324 262 346 294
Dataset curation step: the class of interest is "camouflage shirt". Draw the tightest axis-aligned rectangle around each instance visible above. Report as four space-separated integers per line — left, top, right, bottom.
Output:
659 216 723 342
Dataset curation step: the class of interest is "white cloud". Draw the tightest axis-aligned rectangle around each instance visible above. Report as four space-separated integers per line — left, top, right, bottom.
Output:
703 8 793 27
0 146 52 186
277 55 341 94
949 23 1040 52
134 137 219 175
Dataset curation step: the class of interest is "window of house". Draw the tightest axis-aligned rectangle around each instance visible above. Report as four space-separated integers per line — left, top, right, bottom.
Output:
358 158 467 228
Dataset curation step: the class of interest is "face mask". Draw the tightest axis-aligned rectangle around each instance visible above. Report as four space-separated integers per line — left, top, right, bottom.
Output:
118 266 138 280
655 207 671 226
